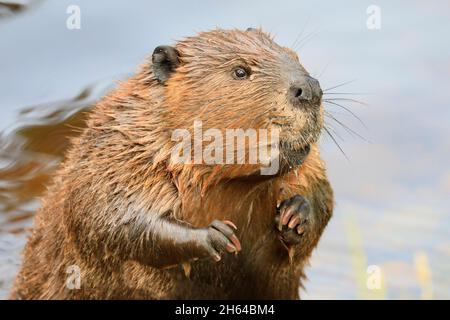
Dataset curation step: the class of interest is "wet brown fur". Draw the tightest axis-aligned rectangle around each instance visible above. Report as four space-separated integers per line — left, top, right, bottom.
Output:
11 29 333 299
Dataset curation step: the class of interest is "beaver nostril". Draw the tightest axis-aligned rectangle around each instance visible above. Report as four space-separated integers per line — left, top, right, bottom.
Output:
288 75 322 107
289 85 309 105
294 88 303 98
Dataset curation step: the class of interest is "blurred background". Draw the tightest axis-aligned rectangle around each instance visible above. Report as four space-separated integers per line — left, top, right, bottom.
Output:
0 0 449 299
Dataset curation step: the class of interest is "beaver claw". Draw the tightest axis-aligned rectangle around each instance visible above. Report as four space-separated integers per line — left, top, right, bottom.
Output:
275 195 311 245
200 220 241 262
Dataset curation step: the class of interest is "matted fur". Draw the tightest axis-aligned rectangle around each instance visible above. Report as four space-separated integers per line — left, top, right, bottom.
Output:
11 28 333 299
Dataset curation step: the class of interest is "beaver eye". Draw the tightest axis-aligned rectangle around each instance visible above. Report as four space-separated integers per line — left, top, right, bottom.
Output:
232 67 249 80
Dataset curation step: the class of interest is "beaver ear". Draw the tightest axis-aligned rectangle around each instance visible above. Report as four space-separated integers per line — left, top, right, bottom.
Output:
152 45 180 84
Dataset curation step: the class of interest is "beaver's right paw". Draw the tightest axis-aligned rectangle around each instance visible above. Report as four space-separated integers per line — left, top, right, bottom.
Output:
199 220 242 262
275 195 312 246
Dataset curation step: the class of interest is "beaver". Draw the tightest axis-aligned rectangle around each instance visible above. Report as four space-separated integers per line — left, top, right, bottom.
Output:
10 28 333 299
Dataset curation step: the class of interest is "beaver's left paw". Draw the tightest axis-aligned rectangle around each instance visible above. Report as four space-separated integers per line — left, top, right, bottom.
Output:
275 195 311 245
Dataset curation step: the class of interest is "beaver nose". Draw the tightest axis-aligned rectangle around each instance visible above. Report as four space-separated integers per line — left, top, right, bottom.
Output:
288 75 323 106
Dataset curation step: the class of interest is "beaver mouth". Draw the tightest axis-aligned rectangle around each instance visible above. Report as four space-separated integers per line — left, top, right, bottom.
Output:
279 141 311 169
297 143 311 159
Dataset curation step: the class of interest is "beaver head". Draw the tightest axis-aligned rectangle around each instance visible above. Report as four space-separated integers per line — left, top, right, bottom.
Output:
151 28 323 176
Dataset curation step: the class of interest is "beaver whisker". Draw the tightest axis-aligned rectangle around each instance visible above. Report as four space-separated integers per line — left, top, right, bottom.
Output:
323 92 369 96
324 111 368 142
324 122 344 142
323 80 356 92
323 126 349 161
294 29 321 51
291 17 310 49
323 97 368 106
315 61 331 79
323 100 367 129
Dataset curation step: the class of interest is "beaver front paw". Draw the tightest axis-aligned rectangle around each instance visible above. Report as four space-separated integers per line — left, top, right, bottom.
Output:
199 220 242 262
275 195 311 245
